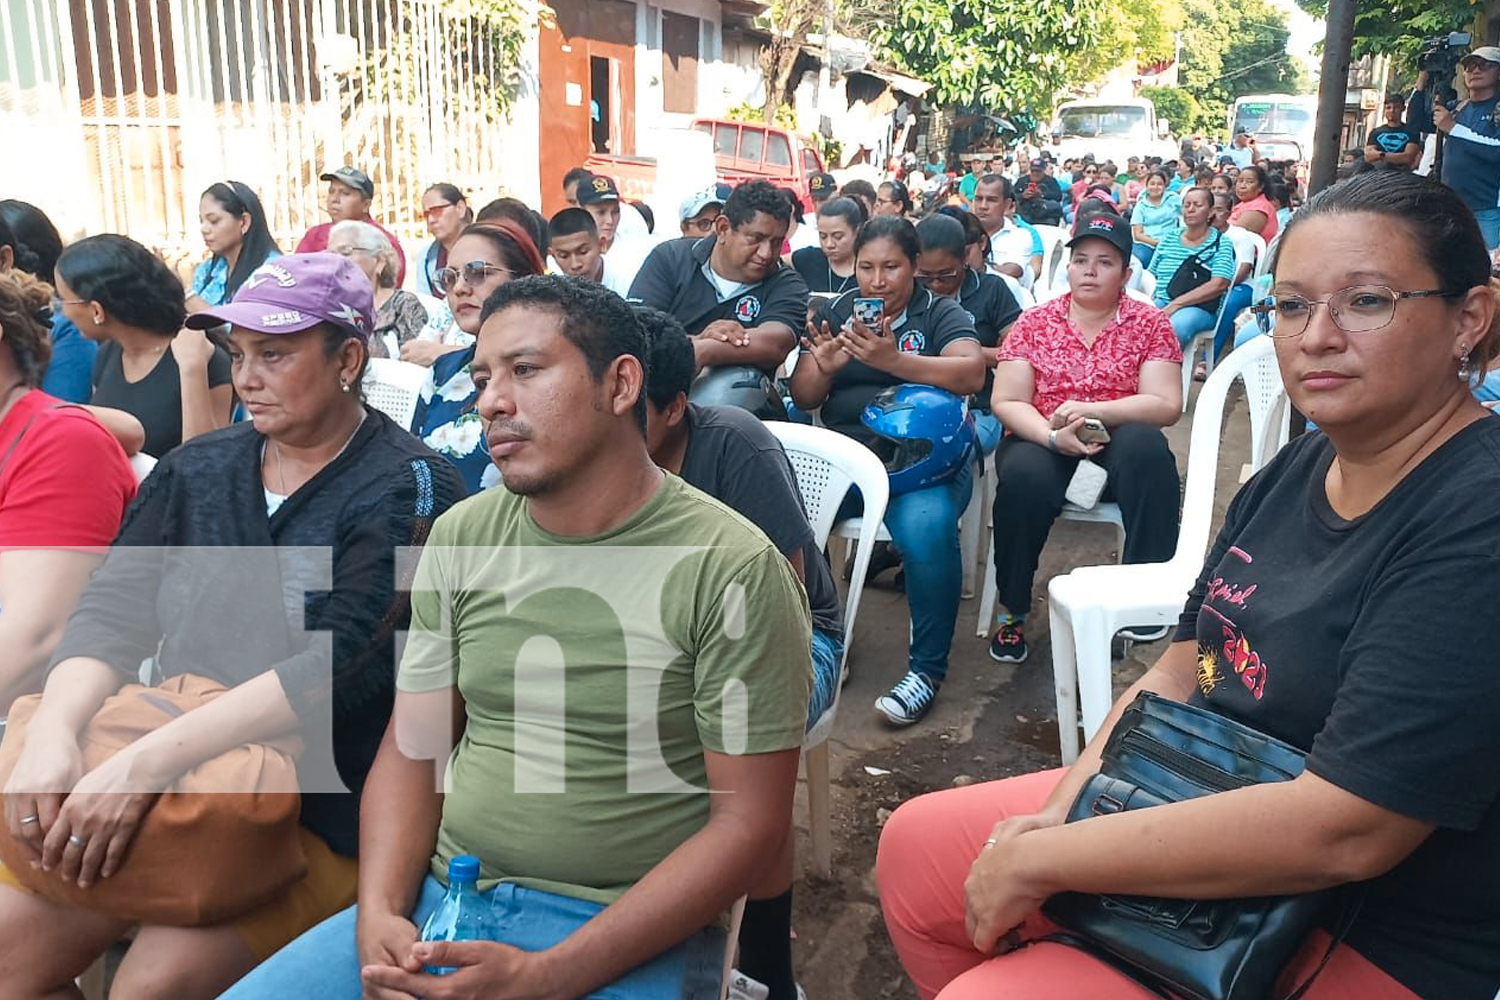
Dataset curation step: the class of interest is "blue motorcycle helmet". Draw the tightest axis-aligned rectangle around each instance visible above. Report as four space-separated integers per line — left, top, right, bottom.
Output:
860 384 974 495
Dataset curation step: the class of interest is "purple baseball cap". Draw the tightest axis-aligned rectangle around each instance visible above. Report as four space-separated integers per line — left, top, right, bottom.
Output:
186 253 373 340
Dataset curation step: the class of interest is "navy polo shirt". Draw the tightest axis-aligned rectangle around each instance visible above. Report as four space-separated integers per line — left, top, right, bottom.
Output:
809 287 978 436
628 234 810 337
953 268 1023 403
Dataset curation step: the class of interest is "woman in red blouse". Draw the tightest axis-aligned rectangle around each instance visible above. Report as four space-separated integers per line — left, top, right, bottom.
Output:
985 214 1183 662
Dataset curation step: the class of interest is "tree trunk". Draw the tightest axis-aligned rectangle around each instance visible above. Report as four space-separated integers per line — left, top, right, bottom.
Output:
760 0 821 123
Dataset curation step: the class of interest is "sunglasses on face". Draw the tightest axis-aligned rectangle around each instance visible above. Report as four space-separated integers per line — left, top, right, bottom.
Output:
423 203 457 221
437 261 513 291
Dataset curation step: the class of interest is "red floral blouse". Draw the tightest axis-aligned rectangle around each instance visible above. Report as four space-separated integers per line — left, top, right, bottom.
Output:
997 293 1182 419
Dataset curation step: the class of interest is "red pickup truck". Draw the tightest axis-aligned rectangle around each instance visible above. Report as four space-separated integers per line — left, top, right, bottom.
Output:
585 118 826 214
692 118 827 212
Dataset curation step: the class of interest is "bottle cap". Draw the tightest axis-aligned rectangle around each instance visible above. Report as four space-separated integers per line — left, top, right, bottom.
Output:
448 855 481 882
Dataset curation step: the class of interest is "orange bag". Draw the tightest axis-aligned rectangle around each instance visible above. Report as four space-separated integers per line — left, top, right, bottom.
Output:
0 674 307 926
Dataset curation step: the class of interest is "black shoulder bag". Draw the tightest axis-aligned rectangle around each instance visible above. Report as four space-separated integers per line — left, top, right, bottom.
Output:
1164 231 1224 307
1042 692 1361 1000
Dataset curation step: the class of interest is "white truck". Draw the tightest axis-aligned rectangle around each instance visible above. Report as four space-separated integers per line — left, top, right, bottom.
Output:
1228 94 1317 164
1047 97 1178 166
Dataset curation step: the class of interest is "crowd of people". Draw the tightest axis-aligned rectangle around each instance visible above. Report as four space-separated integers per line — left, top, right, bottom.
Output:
0 115 1495 1000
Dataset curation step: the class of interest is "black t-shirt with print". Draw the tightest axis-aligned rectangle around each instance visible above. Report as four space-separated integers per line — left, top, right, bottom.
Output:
627 234 811 349
809 287 978 436
1174 419 1500 1000
678 402 842 638
791 247 858 296
1368 124 1421 163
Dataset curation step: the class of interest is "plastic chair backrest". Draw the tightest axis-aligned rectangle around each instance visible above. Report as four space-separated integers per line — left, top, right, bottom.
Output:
128 452 157 484
1237 338 1290 472
1172 334 1281 571
364 358 430 432
1254 232 1278 280
763 421 889 649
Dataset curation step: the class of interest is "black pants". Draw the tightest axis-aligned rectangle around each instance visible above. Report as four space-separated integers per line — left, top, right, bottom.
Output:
990 421 1180 617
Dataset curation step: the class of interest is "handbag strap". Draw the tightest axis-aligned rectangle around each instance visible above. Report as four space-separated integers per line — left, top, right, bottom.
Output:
1042 885 1366 1000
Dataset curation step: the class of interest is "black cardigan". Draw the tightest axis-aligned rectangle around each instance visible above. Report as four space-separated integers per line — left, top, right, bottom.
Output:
50 407 465 856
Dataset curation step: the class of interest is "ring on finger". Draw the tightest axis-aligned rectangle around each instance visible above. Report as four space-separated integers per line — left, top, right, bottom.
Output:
19 815 38 826
67 833 88 849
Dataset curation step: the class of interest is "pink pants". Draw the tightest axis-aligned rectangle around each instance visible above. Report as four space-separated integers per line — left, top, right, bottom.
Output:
876 768 1420 1000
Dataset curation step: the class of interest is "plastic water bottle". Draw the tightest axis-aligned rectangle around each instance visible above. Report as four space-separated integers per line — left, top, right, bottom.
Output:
419 855 497 975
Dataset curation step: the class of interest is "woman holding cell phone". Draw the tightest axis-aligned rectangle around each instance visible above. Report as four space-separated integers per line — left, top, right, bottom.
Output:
984 212 1184 665
790 216 986 726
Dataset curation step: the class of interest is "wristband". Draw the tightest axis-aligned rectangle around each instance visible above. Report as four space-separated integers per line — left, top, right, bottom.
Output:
1048 429 1059 452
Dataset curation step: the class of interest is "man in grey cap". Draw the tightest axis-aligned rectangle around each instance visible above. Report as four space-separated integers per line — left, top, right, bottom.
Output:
678 186 725 238
295 165 406 285
1411 45 1500 248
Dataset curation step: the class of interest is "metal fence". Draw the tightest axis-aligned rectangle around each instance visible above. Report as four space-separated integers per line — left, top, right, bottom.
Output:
0 0 525 268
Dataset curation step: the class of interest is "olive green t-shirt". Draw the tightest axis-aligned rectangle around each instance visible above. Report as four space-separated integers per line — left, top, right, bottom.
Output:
398 473 813 903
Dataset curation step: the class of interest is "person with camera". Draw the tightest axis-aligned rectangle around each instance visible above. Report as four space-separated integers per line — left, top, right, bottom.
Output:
1410 46 1500 248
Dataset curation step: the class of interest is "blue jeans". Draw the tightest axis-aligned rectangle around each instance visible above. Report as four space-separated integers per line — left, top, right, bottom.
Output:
806 627 845 728
973 412 1002 457
1213 283 1254 358
1131 243 1155 270
1475 206 1500 251
839 462 973 684
1170 305 1218 348
216 878 726 1000
1234 319 1264 350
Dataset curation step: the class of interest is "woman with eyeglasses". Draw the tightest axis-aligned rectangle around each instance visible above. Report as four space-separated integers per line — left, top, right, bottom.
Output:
410 221 546 493
327 221 429 359
187 181 282 310
55 235 233 457
876 180 914 217
877 169 1500 1000
413 183 472 300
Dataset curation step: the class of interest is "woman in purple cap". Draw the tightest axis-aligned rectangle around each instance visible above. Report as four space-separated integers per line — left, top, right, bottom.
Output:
0 252 465 1000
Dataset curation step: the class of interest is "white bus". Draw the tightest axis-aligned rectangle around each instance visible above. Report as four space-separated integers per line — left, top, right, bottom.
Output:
1228 94 1317 163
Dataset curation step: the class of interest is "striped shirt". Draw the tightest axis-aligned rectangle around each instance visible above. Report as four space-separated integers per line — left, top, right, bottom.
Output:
1148 229 1236 308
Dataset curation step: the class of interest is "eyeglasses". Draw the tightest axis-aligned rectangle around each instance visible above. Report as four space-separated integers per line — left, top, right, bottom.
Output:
330 244 377 257
917 269 963 283
684 217 717 233
436 261 513 291
1250 284 1459 338
423 203 457 221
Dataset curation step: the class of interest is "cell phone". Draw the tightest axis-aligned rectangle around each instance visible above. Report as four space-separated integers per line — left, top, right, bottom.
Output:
1077 418 1111 444
852 297 885 334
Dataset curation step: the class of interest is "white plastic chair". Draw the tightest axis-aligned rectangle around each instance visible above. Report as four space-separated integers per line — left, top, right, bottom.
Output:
763 422 889 877
976 498 1125 638
364 358 431 431
718 895 748 1000
1045 336 1285 762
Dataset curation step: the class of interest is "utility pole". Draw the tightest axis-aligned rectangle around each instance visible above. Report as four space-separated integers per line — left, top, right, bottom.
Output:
1308 0 1358 197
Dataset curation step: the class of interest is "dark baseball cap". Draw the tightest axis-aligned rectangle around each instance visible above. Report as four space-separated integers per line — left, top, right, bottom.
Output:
186 253 373 341
1030 157 1047 170
1067 212 1133 260
808 172 836 199
577 174 620 205
320 166 374 199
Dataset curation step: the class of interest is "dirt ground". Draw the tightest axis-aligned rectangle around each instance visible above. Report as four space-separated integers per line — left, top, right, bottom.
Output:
788 382 1257 1000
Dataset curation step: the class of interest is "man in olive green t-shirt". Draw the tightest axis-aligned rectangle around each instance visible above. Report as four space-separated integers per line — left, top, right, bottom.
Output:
229 277 813 1000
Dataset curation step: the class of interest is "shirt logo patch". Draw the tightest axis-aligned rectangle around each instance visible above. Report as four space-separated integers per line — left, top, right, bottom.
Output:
898 329 925 353
734 296 761 324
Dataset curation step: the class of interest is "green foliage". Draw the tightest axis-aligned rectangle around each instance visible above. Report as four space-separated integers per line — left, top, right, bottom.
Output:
1294 0 1477 69
1140 85 1200 134
870 0 1111 118
1073 0 1185 86
724 101 800 130
1177 0 1309 135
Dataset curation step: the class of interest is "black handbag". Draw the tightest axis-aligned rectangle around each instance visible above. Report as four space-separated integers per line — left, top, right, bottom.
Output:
1042 692 1354 1000
1164 231 1223 304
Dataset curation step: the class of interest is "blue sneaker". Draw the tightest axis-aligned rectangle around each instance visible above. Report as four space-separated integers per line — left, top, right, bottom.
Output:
875 671 937 726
